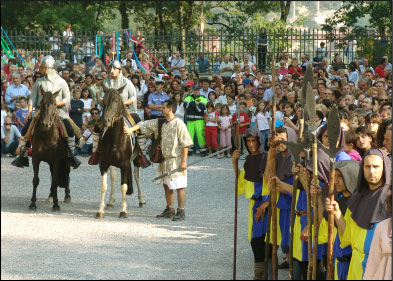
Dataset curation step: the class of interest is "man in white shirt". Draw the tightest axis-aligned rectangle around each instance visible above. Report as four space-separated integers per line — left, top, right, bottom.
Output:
122 52 137 70
199 77 213 99
219 56 234 78
359 58 374 74
240 54 256 74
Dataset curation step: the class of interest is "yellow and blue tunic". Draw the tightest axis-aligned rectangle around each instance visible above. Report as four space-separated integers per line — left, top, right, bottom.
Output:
339 209 380 280
237 169 281 244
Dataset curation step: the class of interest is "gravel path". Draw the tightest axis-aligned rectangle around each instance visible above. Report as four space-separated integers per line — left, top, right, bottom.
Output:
1 155 288 280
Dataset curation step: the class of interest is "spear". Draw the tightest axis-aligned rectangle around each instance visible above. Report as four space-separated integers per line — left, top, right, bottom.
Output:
233 95 241 280
287 63 314 280
318 105 343 280
264 55 278 280
305 81 320 280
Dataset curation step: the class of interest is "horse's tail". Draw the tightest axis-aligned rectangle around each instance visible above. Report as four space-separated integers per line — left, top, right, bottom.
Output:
126 163 133 195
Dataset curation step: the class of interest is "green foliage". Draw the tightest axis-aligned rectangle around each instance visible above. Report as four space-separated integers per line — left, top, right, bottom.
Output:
321 1 392 38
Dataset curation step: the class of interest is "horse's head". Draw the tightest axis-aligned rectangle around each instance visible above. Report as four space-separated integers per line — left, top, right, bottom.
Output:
39 86 60 130
101 84 127 128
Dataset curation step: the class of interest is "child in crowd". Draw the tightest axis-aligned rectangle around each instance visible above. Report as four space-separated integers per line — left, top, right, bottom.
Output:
344 130 362 161
232 102 250 159
204 102 219 155
81 87 94 124
69 88 84 128
137 98 144 121
75 121 94 155
349 113 362 130
218 104 232 158
283 102 297 124
15 97 28 133
227 94 237 116
252 100 271 150
208 91 217 106
13 101 21 126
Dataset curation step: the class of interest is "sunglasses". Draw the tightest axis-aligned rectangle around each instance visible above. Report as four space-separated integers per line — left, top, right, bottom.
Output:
96 79 103 81
258 88 264 90
5 123 12 125
379 99 388 102
91 112 99 115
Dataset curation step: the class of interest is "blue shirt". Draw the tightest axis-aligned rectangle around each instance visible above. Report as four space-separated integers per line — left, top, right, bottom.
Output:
196 57 210 73
1 125 21 147
15 107 29 132
5 84 30 110
263 87 274 101
148 91 169 116
212 61 221 74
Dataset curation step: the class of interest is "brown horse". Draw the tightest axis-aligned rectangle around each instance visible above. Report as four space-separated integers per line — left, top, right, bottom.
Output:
29 87 71 211
96 85 143 218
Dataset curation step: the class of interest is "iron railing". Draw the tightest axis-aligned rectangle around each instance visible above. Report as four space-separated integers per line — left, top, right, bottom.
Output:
2 29 391 74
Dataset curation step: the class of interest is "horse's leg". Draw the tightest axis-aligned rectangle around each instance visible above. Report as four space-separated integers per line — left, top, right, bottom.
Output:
134 165 146 208
96 169 108 218
64 174 71 203
48 164 54 202
51 161 60 212
29 159 40 210
106 165 116 209
119 166 130 218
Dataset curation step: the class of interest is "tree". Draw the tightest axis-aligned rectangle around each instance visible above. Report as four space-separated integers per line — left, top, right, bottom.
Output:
321 1 392 38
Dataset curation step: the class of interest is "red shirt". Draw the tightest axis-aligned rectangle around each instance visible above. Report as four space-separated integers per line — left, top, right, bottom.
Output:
288 66 303 75
232 112 250 135
374 65 386 78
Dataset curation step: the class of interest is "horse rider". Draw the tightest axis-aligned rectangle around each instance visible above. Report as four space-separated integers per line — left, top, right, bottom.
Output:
12 55 82 169
88 59 138 165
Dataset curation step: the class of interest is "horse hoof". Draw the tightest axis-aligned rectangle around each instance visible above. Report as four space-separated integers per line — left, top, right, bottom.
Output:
106 204 114 210
64 196 71 203
48 196 53 203
139 202 146 208
29 205 37 211
52 205 60 212
96 212 105 219
119 212 128 218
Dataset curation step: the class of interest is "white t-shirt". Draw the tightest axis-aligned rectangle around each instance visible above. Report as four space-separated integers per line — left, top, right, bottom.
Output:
205 111 218 127
252 112 270 131
82 98 93 110
83 129 93 145
228 104 237 116
62 31 73 45
1 110 7 127
84 41 94 56
49 36 61 50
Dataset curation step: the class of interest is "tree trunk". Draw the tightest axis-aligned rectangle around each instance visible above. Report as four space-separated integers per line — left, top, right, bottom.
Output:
280 1 291 23
177 2 184 52
119 2 129 30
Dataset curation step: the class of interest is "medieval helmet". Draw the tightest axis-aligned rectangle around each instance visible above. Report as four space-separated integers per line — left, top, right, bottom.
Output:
40 55 56 68
109 60 122 70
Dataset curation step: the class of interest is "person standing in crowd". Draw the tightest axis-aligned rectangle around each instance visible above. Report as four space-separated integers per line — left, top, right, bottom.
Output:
170 50 185 77
148 80 169 119
196 53 210 73
204 102 219 156
220 55 234 80
62 24 74 62
183 85 208 156
257 27 268 72
69 88 84 129
326 148 391 280
5 73 30 112
124 99 193 221
218 104 232 159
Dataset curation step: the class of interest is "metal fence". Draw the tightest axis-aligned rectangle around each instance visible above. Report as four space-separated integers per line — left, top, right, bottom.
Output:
2 29 391 73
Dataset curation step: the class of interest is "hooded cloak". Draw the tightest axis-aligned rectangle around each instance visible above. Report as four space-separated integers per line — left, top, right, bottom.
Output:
242 127 268 182
322 160 361 221
276 126 297 181
347 148 391 229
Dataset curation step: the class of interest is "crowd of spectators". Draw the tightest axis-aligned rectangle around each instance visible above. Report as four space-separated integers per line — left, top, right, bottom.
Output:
1 34 392 160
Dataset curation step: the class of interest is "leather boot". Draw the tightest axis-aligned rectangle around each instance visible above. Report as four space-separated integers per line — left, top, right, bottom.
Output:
67 137 82 169
253 262 264 280
11 139 29 168
88 133 100 165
